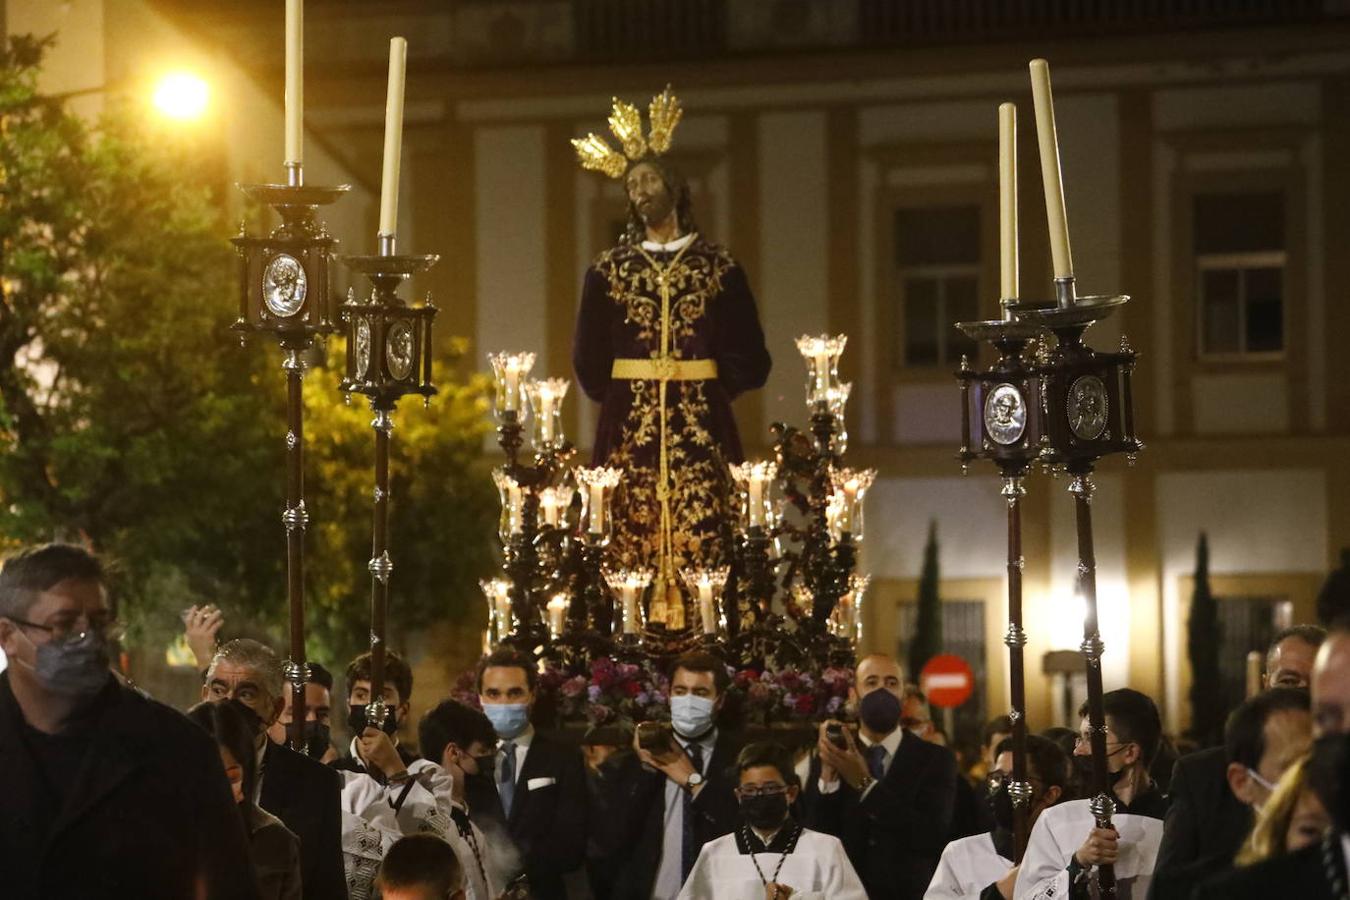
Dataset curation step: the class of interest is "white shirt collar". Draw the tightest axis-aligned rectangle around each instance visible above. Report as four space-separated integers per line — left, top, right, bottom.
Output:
640 232 695 253
859 726 904 759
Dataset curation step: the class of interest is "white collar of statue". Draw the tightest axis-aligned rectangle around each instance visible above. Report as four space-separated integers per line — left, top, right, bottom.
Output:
571 85 683 178
641 232 695 254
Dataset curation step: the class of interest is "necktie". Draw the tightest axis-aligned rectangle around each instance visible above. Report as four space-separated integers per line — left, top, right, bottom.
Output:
866 744 886 782
499 741 517 818
681 741 706 880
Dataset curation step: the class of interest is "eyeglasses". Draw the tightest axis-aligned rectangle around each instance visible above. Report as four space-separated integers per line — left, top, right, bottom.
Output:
736 783 789 798
985 770 1044 795
7 613 124 644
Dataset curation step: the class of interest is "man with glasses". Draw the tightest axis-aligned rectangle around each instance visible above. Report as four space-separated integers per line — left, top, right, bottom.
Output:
679 742 867 899
926 734 1072 899
0 542 262 898
1016 688 1168 900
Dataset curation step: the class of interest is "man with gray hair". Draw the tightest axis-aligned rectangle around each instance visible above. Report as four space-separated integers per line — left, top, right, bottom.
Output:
0 542 261 897
206 638 345 898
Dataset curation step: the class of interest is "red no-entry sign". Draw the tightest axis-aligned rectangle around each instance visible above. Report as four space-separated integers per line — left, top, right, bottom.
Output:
920 654 975 708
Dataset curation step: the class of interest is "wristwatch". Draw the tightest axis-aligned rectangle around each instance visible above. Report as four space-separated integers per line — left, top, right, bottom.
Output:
684 772 704 791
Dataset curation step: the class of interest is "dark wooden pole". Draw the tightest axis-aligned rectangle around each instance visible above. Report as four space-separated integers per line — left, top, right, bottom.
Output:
282 348 309 752
1002 472 1031 862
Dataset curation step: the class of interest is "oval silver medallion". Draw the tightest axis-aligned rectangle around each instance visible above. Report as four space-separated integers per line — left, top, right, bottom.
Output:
983 383 1027 446
263 254 307 318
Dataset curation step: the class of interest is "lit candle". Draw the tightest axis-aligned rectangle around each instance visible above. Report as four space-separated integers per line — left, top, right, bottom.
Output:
547 594 569 638
696 583 715 633
588 483 604 533
508 482 523 535
284 0 303 167
378 37 408 239
999 101 1018 308
748 478 764 528
504 366 520 412
622 587 638 634
576 467 621 537
539 487 566 527
825 491 844 536
731 461 777 530
1028 59 1074 281
831 468 876 535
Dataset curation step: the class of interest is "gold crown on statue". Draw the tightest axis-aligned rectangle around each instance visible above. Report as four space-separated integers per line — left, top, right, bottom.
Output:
571 85 683 179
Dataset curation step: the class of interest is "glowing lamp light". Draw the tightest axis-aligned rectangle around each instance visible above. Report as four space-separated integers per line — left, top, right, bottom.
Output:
153 72 210 121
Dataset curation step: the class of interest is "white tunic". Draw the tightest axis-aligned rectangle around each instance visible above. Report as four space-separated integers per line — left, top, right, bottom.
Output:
1014 799 1164 900
925 832 1013 899
339 759 502 900
677 827 868 900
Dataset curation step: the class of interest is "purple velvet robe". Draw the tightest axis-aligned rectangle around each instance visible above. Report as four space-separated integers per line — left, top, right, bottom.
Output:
572 235 771 576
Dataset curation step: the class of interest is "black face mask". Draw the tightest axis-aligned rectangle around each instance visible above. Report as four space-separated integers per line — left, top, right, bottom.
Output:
858 689 902 735
741 793 790 831
988 781 1016 832
302 721 332 760
348 703 398 736
1072 751 1129 793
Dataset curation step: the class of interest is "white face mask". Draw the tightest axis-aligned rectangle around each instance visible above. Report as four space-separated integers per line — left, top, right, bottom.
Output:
1246 767 1277 810
670 694 716 739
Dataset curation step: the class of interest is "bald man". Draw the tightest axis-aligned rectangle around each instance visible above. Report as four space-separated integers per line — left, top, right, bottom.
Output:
804 654 959 900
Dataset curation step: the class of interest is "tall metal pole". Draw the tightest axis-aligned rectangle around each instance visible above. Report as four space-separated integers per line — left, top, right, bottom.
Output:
282 348 310 751
367 408 394 723
1070 469 1116 899
1002 472 1031 862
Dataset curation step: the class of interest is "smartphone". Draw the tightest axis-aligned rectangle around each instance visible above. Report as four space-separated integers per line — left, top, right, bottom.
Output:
825 722 848 750
637 720 674 754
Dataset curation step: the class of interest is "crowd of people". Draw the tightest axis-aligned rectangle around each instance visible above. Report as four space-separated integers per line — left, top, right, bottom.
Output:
2 540 1350 899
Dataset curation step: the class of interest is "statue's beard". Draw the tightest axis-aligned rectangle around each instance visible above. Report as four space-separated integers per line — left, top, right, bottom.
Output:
637 195 675 228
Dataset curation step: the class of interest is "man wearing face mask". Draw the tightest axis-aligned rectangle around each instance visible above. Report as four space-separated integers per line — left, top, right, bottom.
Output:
1015 688 1168 900
804 653 959 900
334 650 420 775
0 543 261 898
205 638 347 899
679 742 868 900
1148 687 1310 900
477 648 587 900
593 650 744 899
926 735 1071 899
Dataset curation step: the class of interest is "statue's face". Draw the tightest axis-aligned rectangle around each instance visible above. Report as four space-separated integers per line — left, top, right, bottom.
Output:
625 161 675 228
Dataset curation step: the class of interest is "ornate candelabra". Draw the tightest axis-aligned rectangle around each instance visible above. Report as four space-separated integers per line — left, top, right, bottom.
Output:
476 332 871 677
339 237 438 731
231 164 348 751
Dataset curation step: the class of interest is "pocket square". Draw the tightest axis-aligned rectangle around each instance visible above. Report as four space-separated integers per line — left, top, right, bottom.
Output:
526 776 557 790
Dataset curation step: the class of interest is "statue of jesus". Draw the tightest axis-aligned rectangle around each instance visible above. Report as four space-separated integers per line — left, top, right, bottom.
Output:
571 87 771 630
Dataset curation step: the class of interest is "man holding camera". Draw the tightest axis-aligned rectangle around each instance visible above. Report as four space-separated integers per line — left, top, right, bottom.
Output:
593 650 743 899
805 653 959 900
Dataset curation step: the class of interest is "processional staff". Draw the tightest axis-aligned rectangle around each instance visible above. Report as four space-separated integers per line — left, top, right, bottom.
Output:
340 36 439 731
231 0 349 752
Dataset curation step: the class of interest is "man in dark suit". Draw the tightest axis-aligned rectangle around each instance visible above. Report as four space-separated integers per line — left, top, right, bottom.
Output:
805 652 958 900
591 650 743 899
477 648 587 899
205 638 347 899
0 543 261 899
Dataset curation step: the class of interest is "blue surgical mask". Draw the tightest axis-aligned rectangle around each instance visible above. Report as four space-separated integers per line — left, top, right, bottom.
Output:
484 702 531 739
670 694 716 739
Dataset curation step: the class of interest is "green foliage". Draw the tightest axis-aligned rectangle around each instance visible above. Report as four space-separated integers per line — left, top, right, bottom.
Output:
1187 532 1224 746
0 35 496 671
908 520 943 679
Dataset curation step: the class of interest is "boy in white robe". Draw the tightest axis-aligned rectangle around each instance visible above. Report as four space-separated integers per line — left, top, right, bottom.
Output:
1015 689 1169 900
925 734 1071 899
679 741 868 900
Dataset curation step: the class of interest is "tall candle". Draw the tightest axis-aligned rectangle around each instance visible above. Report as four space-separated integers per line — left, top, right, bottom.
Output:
998 102 1018 308
748 478 764 528
378 37 408 238
503 366 519 412
622 588 638 634
588 484 605 534
698 583 715 634
1028 59 1073 281
508 484 523 535
539 394 555 444
547 594 568 638
284 0 303 167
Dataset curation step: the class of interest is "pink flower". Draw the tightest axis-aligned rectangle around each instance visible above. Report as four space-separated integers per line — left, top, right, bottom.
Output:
561 676 587 698
794 694 816 715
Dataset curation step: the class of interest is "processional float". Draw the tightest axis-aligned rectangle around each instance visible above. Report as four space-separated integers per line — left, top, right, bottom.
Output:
232 1 434 738
956 60 1141 887
481 334 870 674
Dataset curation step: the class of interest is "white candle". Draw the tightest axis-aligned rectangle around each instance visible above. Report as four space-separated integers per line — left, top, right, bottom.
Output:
588 484 605 534
378 37 408 238
999 102 1018 307
813 350 830 393
539 394 555 444
540 489 560 527
622 588 638 634
508 484 523 534
503 367 519 412
698 583 716 634
748 478 764 528
496 593 512 628
1028 59 1074 281
284 0 303 167
547 595 568 637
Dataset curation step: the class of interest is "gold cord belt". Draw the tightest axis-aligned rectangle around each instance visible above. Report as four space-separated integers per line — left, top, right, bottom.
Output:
610 358 718 381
